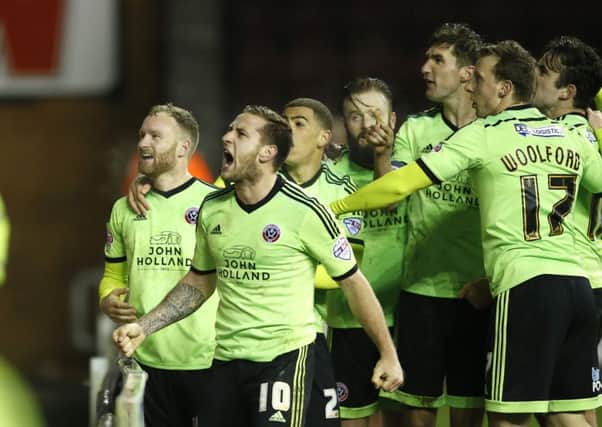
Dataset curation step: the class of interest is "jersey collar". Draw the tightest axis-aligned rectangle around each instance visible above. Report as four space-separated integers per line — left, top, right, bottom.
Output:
279 165 322 188
236 175 284 213
152 177 197 198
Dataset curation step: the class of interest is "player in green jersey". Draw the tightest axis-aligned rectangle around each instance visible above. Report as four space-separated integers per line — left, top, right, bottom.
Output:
113 105 403 427
282 97 364 427
0 194 9 286
127 98 363 426
99 104 219 427
533 36 602 427
330 40 602 427
366 23 486 427
327 77 405 427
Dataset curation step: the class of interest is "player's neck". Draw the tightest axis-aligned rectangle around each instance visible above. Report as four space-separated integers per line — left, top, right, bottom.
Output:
285 156 322 185
152 168 192 192
546 103 585 119
235 172 278 205
442 94 476 128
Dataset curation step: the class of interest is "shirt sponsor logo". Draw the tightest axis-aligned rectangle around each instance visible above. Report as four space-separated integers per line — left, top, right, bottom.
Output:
262 224 281 243
220 245 270 281
184 207 199 224
514 123 564 138
150 231 181 245
336 382 349 403
137 231 190 269
343 217 362 235
222 245 255 260
332 236 351 260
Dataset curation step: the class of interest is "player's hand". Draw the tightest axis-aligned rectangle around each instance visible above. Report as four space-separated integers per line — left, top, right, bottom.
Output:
457 278 492 309
113 323 146 357
127 175 152 217
365 111 394 154
371 352 404 392
586 108 602 131
100 288 137 323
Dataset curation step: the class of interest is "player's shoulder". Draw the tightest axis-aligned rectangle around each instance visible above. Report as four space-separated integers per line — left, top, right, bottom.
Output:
280 180 341 238
200 184 235 207
405 105 442 123
192 177 221 193
320 162 358 194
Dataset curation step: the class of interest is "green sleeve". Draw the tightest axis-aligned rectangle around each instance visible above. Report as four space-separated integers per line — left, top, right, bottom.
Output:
579 133 602 194
392 119 417 166
330 162 433 215
191 209 215 272
299 206 357 280
419 122 485 181
104 199 126 261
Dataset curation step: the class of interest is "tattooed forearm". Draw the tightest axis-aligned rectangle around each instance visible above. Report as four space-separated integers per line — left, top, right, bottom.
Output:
138 282 207 335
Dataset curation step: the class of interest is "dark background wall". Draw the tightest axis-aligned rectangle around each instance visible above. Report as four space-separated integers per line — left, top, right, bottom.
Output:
0 1 599 424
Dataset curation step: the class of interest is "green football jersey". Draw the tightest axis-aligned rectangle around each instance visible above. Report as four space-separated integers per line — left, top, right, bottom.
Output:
280 163 364 332
392 107 484 298
192 176 358 362
327 153 407 327
557 113 602 289
419 105 602 296
105 178 218 370
0 194 9 286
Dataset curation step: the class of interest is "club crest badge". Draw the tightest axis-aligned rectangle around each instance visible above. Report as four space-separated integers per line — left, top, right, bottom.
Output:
262 224 281 243
185 207 199 224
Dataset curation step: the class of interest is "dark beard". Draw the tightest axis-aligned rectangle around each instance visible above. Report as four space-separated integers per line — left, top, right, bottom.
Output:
348 137 374 169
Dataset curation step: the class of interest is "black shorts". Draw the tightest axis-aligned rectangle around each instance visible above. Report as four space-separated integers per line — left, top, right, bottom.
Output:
485 275 600 414
381 291 489 409
198 344 315 427
329 327 393 419
306 334 340 426
592 287 602 341
139 362 208 427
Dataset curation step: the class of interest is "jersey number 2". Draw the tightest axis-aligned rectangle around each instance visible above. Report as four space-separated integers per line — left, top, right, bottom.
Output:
520 174 577 241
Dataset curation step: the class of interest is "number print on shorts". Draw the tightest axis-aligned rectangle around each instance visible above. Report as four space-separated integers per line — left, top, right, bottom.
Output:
258 381 291 412
323 388 339 419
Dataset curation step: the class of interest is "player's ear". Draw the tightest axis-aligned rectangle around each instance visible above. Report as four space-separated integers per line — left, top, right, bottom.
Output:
559 83 576 102
460 65 475 84
258 144 277 163
499 79 513 99
317 129 332 149
177 137 192 159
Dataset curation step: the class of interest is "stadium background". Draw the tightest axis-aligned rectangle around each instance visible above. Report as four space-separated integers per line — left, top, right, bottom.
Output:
0 1 599 425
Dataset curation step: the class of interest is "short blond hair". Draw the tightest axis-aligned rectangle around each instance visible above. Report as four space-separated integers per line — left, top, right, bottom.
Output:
148 103 200 155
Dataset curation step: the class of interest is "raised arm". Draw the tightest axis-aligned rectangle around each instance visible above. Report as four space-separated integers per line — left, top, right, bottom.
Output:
330 161 433 215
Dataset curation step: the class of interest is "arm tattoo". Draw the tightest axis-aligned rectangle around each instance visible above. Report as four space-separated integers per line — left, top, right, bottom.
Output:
138 282 207 335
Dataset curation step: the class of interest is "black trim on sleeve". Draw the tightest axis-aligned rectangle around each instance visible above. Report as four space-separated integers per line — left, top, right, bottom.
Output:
190 267 217 275
332 264 358 282
105 256 127 263
348 237 364 247
416 158 442 185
